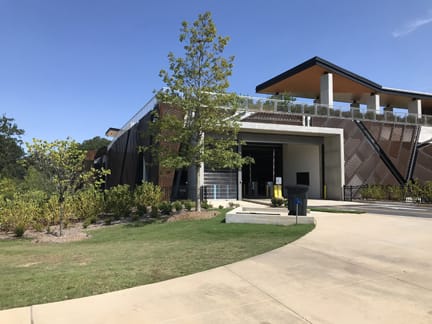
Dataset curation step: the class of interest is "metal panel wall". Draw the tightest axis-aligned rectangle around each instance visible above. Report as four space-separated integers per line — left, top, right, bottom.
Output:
203 169 237 199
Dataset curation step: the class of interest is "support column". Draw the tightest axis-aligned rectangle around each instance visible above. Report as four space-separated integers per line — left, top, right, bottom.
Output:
408 99 422 118
320 73 333 107
367 93 380 113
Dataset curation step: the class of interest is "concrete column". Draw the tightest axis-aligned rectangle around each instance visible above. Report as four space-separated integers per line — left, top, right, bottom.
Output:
199 162 204 187
367 93 380 113
408 99 422 118
320 73 333 107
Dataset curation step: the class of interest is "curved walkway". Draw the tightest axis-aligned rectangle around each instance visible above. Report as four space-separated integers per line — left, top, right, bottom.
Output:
2 210 432 323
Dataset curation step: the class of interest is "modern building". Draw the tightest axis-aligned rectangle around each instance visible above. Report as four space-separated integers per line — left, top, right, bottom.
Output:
102 57 432 201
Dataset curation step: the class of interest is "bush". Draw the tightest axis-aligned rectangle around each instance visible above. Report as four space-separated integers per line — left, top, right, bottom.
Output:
104 184 133 219
158 201 172 215
82 218 91 229
271 197 284 207
82 215 97 229
405 180 422 201
150 205 159 218
172 200 183 212
201 200 212 210
0 194 36 234
422 181 432 203
228 202 239 208
386 185 403 201
359 185 386 200
134 182 163 215
183 200 193 211
0 178 19 201
72 186 104 221
14 224 26 237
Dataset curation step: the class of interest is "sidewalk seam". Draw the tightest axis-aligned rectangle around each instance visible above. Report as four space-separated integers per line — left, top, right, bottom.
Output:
224 265 313 324
30 305 34 324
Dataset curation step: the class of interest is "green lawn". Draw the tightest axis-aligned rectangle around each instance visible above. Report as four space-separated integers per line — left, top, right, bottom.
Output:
0 209 314 310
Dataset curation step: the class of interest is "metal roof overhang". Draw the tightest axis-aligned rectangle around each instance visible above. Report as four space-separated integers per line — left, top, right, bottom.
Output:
256 57 432 113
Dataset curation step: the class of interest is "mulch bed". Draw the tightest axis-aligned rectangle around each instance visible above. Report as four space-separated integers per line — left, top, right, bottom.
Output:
0 210 220 243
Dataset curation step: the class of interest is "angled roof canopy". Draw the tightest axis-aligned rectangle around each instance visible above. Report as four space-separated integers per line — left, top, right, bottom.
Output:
256 56 432 114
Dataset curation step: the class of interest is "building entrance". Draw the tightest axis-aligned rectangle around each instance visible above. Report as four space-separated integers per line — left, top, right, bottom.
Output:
242 143 282 198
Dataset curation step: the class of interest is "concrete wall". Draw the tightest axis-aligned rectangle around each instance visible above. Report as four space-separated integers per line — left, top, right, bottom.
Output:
283 143 321 198
324 135 344 200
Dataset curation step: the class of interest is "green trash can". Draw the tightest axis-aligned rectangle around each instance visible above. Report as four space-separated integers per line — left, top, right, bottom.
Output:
284 185 308 216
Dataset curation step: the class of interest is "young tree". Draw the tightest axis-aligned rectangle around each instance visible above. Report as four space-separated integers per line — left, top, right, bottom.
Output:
152 12 250 211
26 138 109 235
0 115 25 178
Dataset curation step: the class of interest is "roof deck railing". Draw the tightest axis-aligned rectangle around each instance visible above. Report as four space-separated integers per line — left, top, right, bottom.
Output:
235 95 432 127
107 95 158 149
108 94 432 148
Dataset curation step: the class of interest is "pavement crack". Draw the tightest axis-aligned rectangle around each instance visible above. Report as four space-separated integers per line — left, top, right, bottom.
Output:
224 265 313 324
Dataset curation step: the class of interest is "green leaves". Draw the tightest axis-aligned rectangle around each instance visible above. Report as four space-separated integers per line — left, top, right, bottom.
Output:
0 115 25 178
151 12 250 209
26 138 110 196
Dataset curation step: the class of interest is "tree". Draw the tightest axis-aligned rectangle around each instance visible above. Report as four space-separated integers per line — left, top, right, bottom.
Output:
152 12 251 211
79 136 111 151
26 138 109 235
0 115 25 178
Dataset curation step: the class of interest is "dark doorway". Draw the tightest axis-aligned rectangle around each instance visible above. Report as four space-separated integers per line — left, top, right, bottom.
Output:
242 143 282 198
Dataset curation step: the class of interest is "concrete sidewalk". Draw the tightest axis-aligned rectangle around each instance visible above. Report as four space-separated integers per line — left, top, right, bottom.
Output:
2 208 432 323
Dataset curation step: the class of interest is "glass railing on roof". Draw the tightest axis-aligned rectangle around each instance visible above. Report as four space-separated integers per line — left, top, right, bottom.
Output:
109 93 432 148
108 95 158 149
235 95 432 127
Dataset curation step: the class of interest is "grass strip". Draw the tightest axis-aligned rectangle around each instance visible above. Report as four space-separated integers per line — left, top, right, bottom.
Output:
0 209 314 310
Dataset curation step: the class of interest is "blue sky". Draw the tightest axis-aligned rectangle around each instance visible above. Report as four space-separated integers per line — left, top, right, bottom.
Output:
1 0 432 143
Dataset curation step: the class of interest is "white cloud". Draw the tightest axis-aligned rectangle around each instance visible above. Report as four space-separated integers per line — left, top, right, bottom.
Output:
392 13 432 38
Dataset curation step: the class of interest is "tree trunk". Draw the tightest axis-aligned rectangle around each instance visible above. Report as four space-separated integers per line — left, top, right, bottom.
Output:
196 164 201 212
59 202 63 236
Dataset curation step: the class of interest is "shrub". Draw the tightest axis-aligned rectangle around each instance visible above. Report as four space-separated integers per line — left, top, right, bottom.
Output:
422 181 432 203
82 218 91 229
134 182 163 215
0 178 19 201
104 184 133 219
172 200 183 212
201 200 212 210
183 200 193 211
218 205 224 209
405 179 422 201
150 205 159 218
130 212 140 222
14 224 26 237
0 194 35 234
271 197 284 207
360 185 386 200
158 201 172 215
386 185 403 201
72 186 104 221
